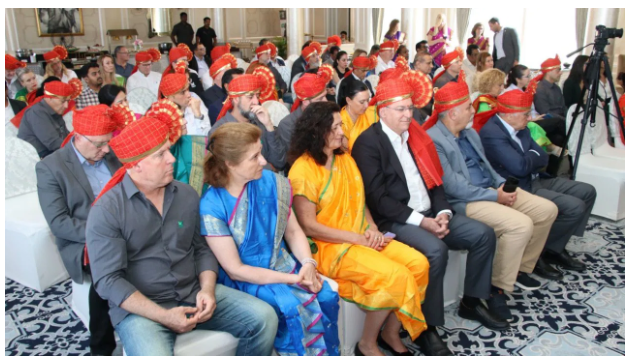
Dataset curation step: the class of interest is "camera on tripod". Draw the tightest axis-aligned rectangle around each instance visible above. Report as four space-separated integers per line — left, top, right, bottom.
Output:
595 25 623 40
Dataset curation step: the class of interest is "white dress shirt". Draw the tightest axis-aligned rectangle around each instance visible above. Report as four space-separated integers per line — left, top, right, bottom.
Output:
126 71 162 99
195 56 209 79
375 56 395 76
495 29 505 59
380 121 451 226
462 57 477 93
61 70 78 83
200 71 214 91
184 93 211 136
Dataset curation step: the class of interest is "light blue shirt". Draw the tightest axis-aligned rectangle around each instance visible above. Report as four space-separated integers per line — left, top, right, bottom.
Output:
497 115 524 152
71 137 112 197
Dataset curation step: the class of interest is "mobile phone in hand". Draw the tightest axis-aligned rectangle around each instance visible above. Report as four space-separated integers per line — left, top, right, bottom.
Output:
382 232 396 238
503 177 519 193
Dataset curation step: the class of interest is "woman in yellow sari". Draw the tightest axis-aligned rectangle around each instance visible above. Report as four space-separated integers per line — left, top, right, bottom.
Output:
339 80 378 153
288 102 430 356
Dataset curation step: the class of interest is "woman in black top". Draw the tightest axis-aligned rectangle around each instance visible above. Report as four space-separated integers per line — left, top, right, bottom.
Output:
563 55 589 108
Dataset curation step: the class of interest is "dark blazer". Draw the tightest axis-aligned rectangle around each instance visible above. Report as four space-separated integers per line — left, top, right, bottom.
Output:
479 115 549 192
9 98 27 114
35 143 122 283
201 84 226 114
351 122 453 232
188 71 204 98
492 27 520 64
188 55 212 75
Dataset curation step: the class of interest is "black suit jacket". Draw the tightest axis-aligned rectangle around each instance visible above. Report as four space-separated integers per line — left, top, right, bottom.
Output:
9 98 27 114
189 55 212 75
351 122 453 232
188 71 205 98
492 27 520 64
35 143 122 283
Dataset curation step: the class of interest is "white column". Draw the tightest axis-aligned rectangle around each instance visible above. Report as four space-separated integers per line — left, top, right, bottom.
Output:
303 8 312 42
213 8 225 43
401 8 414 55
287 8 304 57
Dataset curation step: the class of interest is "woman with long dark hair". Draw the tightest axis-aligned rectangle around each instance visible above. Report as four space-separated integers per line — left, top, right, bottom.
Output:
288 102 429 356
383 19 406 43
338 80 376 152
563 55 590 108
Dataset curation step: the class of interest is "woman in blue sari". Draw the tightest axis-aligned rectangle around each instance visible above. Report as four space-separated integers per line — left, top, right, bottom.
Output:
199 122 340 356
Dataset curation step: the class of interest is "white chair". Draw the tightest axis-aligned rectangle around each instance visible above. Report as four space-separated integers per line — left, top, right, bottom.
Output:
262 100 290 127
236 58 250 72
277 66 292 88
5 137 69 291
63 110 74 132
365 75 379 93
122 330 239 356
566 104 625 220
127 87 158 115
286 54 299 67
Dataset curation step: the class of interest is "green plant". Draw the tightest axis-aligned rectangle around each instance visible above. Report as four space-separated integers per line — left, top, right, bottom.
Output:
272 37 288 59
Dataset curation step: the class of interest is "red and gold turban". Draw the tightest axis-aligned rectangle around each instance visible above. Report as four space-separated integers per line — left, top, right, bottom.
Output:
266 43 278 58
302 44 320 60
372 77 443 190
169 47 189 64
470 89 534 131
344 55 377 78
290 66 332 112
159 61 188 99
61 103 135 147
432 47 464 84
527 55 562 95
131 50 159 75
216 74 272 121
10 79 82 128
422 75 470 131
380 40 397 52
252 66 278 103
211 43 231 62
256 44 271 58
5 54 26 70
327 35 342 47
44 45 68 63
395 55 411 71
210 53 237 79
310 41 324 55
177 43 193 61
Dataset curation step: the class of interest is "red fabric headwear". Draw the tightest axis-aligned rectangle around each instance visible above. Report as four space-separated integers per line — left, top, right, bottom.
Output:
10 79 82 128
44 45 68 63
177 43 193 61
61 103 136 147
5 54 26 70
131 51 154 75
302 45 319 60
159 61 188 99
527 55 562 95
252 66 278 103
327 35 342 47
422 75 470 131
433 47 464 84
471 89 534 131
310 41 324 55
211 43 231 62
216 74 264 121
373 78 443 189
380 40 397 52
265 43 278 58
256 45 271 58
209 53 237 79
290 67 331 112
162 47 190 77
344 56 377 78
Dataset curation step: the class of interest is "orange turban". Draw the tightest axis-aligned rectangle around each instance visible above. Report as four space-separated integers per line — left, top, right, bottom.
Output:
302 45 320 60
290 66 332 112
216 74 274 121
61 104 135 147
169 47 189 63
159 61 188 99
422 74 470 131
131 51 157 75
380 40 397 52
209 53 237 79
5 54 26 70
256 45 271 58
211 43 231 62
266 43 278 58
327 35 342 47
433 47 464 84
44 45 68 63
10 79 82 128
527 55 562 94
310 41 323 55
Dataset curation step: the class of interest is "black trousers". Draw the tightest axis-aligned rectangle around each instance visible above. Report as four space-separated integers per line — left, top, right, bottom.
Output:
82 263 116 355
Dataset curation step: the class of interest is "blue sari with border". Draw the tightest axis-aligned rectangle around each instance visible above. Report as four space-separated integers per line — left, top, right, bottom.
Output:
200 170 340 356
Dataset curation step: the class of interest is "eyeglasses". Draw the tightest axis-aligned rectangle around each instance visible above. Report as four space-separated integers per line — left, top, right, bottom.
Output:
81 134 109 149
386 106 414 113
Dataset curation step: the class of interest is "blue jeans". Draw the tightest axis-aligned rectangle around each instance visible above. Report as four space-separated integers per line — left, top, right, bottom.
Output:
116 284 278 356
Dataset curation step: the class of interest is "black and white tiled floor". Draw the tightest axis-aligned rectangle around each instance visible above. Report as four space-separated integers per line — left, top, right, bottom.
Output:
5 217 625 356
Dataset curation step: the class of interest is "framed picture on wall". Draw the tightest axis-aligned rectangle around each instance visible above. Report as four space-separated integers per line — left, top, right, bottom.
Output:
279 10 286 20
35 8 85 37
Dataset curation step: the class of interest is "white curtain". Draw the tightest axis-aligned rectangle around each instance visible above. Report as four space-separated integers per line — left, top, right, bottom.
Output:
372 8 383 46
456 8 472 47
575 8 589 48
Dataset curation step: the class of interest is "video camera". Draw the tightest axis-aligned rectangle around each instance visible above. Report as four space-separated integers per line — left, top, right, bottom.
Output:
595 25 623 40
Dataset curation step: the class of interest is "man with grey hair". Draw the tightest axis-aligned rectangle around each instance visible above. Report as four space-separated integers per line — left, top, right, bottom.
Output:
113 46 134 79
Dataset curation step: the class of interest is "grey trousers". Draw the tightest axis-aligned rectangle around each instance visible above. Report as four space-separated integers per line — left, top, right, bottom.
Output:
494 57 513 74
531 177 597 253
390 213 496 327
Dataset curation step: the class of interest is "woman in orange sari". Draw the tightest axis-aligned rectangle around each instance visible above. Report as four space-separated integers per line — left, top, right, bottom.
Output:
288 102 429 356
339 80 377 153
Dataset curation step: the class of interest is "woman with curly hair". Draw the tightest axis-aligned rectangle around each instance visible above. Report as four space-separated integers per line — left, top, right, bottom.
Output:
199 122 340 356
288 102 429 356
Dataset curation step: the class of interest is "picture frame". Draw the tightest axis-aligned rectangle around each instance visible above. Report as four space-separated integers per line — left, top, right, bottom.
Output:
35 8 85 37
279 10 286 20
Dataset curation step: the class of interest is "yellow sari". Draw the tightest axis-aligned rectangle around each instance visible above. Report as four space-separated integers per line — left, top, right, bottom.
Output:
288 152 429 340
340 105 378 153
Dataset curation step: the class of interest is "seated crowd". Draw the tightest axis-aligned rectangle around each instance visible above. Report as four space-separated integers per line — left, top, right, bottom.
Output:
6 15 624 356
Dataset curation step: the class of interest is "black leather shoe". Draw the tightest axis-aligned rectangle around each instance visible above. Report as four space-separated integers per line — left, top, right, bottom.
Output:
533 258 563 281
486 289 512 321
377 333 413 356
458 300 510 331
413 328 453 356
543 250 586 271
354 343 365 356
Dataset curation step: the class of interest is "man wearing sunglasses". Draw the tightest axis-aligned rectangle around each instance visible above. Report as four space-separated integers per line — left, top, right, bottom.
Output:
35 104 132 356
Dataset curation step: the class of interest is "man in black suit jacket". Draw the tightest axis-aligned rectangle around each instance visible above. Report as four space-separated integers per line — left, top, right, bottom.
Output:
35 105 123 355
351 89 507 355
489 18 520 74
188 43 212 76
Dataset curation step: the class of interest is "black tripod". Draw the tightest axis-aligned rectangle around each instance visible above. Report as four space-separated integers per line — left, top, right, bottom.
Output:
563 25 624 180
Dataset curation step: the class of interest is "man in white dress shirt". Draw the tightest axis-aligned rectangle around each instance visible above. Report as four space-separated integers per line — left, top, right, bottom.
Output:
463 44 479 92
375 40 396 76
159 63 210 136
126 51 162 99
